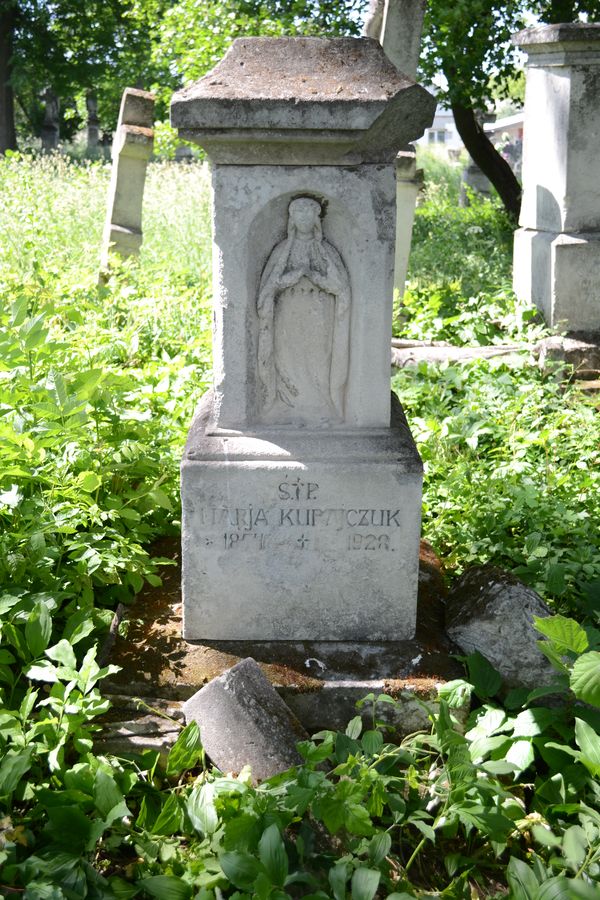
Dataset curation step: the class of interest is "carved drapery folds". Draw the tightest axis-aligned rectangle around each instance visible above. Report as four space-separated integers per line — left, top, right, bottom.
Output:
257 197 351 426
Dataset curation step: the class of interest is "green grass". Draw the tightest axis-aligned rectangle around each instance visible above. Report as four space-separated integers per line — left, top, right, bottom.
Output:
1 152 600 897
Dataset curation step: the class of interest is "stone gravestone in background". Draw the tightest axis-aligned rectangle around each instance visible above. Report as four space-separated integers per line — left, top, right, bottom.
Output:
171 37 435 641
363 0 426 297
513 23 600 333
99 88 155 272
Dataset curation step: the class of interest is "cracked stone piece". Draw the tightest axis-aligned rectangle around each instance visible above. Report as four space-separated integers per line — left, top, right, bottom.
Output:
445 567 556 691
183 658 308 782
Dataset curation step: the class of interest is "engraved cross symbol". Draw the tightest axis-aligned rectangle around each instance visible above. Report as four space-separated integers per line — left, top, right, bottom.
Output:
297 534 310 549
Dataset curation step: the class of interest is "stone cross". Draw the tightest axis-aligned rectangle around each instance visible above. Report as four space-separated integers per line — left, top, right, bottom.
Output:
99 88 155 272
513 23 600 333
171 37 435 641
364 0 426 296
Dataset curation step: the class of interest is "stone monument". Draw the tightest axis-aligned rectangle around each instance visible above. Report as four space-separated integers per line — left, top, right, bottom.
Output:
100 88 155 271
364 0 426 296
41 89 60 152
171 37 435 641
513 23 600 332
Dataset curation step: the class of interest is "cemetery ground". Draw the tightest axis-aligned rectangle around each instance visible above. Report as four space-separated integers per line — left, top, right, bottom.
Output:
1 151 600 899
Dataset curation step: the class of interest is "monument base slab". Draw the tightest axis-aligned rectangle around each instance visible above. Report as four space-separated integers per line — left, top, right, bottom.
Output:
181 391 423 641
514 227 600 331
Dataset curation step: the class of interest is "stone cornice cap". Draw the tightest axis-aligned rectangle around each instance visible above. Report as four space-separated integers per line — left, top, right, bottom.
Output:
513 22 600 65
170 36 436 165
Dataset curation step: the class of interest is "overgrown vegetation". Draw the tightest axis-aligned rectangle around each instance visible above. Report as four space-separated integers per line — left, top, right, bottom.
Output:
0 152 599 897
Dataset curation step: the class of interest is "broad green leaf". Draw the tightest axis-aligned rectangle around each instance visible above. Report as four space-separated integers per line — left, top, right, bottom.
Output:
561 824 587 871
94 769 124 819
108 877 139 899
574 718 600 776
258 824 288 887
361 730 383 756
25 599 52 657
505 739 535 773
368 831 391 864
328 862 349 900
25 660 59 682
45 806 92 853
151 793 184 836
536 875 571 899
351 867 380 900
512 708 555 737
187 782 218 836
346 715 362 739
139 875 192 899
0 747 33 795
223 813 261 851
570 651 600 707
465 651 502 697
166 720 203 777
219 850 262 891
46 639 77 669
506 856 539 900
437 678 473 708
534 615 588 655
344 804 374 836
79 471 102 492
320 797 346 833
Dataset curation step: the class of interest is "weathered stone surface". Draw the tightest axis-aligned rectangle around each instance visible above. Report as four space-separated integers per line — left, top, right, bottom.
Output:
172 38 432 645
104 538 465 736
513 23 600 331
364 0 426 80
100 88 155 271
183 658 307 781
536 334 600 374
182 391 422 641
445 566 555 691
205 163 399 432
364 3 426 297
171 37 435 164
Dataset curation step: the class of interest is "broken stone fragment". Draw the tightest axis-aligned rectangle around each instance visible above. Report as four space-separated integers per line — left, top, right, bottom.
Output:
445 566 556 691
183 657 308 782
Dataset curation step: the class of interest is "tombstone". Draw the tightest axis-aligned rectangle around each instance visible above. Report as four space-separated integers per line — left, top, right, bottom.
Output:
175 143 194 163
364 0 426 296
171 37 435 642
86 92 100 154
99 88 155 271
513 23 600 332
459 159 492 206
40 89 60 152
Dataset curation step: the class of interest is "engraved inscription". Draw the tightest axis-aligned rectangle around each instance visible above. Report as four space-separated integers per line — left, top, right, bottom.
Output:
257 197 351 426
278 477 319 501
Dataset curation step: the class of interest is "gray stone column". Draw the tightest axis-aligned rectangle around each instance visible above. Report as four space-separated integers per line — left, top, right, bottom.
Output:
513 23 600 332
364 0 426 296
172 37 435 642
100 88 155 271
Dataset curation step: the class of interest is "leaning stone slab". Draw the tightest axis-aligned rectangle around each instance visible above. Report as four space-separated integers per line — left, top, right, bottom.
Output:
100 88 155 272
445 567 556 691
183 658 307 782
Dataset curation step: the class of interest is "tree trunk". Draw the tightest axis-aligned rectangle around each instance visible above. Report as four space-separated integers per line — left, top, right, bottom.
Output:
0 5 17 154
450 100 522 222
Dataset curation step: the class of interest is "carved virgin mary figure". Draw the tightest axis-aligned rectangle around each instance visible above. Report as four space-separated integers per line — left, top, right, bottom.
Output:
257 198 351 426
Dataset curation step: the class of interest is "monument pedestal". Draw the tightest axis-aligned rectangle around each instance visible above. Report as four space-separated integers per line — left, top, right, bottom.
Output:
182 391 422 641
513 24 600 332
514 226 600 331
172 37 435 645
